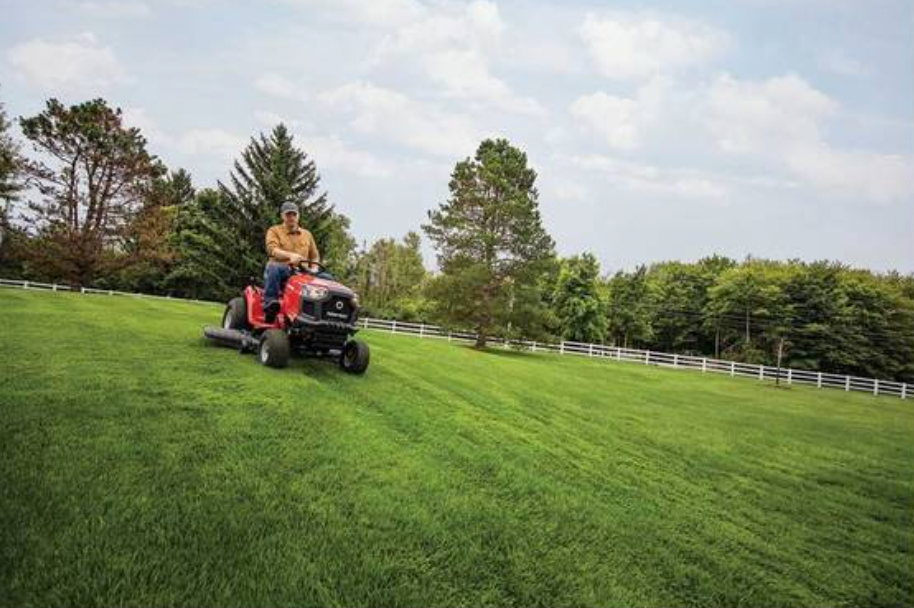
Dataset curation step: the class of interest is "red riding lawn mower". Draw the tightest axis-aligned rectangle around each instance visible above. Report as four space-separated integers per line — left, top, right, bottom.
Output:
203 262 370 373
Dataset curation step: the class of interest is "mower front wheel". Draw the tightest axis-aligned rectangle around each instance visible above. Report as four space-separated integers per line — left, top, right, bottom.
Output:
259 329 290 368
223 297 250 331
340 340 370 374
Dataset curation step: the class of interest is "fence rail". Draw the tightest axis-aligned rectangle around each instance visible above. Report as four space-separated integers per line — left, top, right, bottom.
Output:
356 317 909 400
1 277 908 400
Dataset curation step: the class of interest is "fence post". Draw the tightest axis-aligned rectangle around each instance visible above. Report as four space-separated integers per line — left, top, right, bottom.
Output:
615 347 621 361
645 351 650 366
787 369 793 385
758 366 764 381
52 283 58 292
730 361 735 377
419 324 425 339
532 341 537 352
817 372 823 388
673 354 679 368
903 383 908 400
560 341 565 355
873 379 879 397
108 290 113 296
701 358 707 372
588 344 594 357
23 281 29 289
363 318 369 329
391 320 397 334
845 376 851 392
447 331 452 342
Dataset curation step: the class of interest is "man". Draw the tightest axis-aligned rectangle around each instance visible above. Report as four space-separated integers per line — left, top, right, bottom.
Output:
263 201 320 321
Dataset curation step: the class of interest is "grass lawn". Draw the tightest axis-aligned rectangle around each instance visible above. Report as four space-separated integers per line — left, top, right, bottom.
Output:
1 288 912 608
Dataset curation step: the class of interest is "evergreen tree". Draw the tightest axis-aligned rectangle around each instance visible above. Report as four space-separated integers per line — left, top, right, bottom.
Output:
164 188 238 300
0 95 23 207
423 138 555 348
553 253 608 343
0 95 25 272
216 124 351 290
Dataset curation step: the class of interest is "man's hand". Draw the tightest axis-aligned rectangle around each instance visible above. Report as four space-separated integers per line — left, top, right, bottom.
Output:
287 253 305 266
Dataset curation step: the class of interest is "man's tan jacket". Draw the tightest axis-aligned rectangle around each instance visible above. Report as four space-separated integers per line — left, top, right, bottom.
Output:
265 224 320 264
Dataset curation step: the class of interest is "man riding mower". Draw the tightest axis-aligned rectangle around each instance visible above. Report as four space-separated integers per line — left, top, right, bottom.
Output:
203 201 370 374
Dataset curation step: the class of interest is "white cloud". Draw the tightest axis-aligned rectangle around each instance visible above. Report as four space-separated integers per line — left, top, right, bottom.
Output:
570 93 640 150
703 72 912 203
301 134 392 178
70 1 151 18
785 145 913 203
177 128 247 160
7 32 128 91
368 1 543 117
253 110 391 177
818 50 866 77
564 153 728 200
569 78 669 150
371 0 502 59
705 73 836 153
276 0 424 27
320 81 480 158
253 109 311 130
123 107 175 148
422 49 545 116
579 12 727 80
254 73 308 101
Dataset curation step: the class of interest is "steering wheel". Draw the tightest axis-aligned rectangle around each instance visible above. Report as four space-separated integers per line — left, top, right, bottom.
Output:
291 259 329 275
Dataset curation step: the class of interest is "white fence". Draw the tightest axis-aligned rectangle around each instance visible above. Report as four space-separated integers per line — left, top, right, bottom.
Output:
357 320 909 401
1 277 909 400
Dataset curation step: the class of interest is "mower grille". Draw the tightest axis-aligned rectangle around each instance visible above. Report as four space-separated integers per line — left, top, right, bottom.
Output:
323 295 353 323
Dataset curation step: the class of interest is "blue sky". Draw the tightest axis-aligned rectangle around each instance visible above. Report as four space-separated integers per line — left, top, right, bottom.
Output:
1 0 912 272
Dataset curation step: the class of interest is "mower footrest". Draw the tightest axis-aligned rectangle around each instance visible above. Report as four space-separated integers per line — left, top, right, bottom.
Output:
203 326 259 352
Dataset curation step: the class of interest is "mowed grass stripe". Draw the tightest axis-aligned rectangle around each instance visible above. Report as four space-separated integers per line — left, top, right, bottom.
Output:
1 288 912 607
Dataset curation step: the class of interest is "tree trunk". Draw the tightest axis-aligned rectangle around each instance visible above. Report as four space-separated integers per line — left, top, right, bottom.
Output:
475 331 487 349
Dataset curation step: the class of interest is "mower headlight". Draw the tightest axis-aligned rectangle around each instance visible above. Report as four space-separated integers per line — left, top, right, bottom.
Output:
302 284 329 300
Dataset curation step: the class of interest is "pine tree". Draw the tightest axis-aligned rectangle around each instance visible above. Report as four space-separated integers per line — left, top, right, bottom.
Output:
216 124 347 290
424 138 555 348
0 95 26 273
0 95 23 206
163 188 237 300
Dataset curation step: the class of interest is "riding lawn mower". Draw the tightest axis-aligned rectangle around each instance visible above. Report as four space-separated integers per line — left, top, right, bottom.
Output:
203 262 370 373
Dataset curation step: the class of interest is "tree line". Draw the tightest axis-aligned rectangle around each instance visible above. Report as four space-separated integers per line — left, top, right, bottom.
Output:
1 96 912 381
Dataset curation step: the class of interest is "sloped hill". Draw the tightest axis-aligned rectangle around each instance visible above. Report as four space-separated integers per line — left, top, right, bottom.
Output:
1 288 912 607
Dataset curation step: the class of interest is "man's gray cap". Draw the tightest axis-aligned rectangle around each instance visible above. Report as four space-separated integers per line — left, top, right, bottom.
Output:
280 201 299 214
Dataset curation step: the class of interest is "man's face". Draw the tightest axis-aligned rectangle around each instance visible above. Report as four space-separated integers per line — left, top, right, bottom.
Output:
282 211 299 229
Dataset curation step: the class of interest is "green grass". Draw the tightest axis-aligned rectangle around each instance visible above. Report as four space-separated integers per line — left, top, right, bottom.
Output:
1 288 912 608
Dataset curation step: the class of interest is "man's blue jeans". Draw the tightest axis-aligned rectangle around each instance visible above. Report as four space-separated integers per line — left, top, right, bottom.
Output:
263 262 292 307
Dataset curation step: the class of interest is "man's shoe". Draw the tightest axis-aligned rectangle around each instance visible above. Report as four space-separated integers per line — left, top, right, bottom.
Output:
264 300 280 323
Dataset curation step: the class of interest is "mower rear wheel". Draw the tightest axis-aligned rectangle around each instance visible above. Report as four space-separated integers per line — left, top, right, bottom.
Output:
223 297 250 330
259 329 290 368
340 340 370 374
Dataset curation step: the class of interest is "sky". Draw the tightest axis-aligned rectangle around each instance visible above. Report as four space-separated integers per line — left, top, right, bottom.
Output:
1 0 912 273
